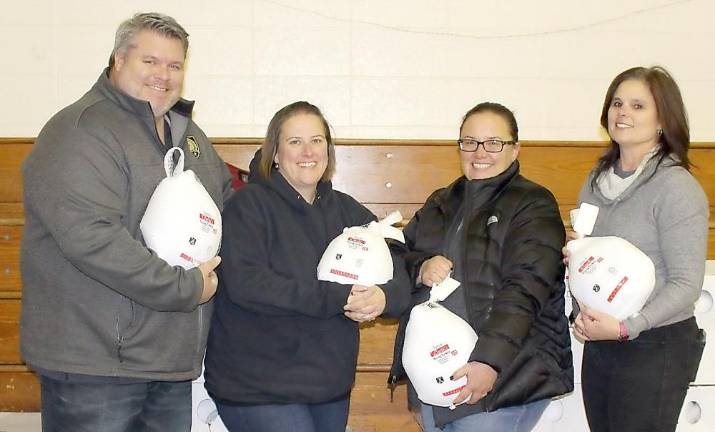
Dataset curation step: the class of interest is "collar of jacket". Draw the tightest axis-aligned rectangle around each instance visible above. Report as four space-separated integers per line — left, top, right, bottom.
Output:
93 67 195 120
247 148 333 212
435 160 520 217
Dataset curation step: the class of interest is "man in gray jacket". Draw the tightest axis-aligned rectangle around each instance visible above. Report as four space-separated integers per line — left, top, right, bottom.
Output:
20 12 232 432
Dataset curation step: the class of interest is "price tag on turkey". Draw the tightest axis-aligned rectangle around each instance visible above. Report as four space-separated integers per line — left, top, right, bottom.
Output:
571 202 599 236
430 276 461 302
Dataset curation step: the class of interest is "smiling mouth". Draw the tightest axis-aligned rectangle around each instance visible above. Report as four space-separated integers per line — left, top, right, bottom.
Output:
147 84 168 92
615 122 632 129
298 162 317 167
472 162 491 169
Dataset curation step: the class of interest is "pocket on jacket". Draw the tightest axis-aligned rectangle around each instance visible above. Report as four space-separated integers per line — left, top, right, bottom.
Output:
115 307 200 372
114 297 140 359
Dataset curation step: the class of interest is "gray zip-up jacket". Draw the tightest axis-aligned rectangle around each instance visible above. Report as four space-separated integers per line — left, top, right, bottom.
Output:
20 70 232 381
578 155 709 339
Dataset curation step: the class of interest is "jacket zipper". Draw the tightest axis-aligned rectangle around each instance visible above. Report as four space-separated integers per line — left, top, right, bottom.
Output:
388 375 398 402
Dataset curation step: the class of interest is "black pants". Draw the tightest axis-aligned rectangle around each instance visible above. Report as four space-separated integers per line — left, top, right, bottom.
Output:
582 317 704 432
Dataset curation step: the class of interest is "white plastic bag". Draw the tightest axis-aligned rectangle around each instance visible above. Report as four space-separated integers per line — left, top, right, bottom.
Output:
317 211 404 286
567 236 655 320
402 277 478 408
140 147 222 269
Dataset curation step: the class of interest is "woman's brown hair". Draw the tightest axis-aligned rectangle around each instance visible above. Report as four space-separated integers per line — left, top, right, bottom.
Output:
592 66 690 189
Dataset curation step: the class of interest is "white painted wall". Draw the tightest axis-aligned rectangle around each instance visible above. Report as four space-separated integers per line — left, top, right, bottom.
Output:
2 0 713 140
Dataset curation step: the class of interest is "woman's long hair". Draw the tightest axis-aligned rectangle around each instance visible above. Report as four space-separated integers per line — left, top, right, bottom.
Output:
591 66 690 190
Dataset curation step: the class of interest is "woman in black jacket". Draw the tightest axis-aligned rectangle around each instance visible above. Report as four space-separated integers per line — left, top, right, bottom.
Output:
204 101 410 432
391 102 573 432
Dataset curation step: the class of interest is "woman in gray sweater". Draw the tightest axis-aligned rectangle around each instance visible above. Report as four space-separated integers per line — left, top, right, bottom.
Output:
570 66 708 432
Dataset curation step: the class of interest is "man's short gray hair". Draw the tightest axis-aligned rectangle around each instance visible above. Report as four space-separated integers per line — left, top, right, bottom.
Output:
109 12 189 67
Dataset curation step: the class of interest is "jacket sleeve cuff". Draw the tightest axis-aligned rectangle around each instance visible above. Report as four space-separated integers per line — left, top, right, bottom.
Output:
377 283 405 318
320 281 353 316
624 314 649 340
187 268 205 311
468 336 518 374
403 251 434 285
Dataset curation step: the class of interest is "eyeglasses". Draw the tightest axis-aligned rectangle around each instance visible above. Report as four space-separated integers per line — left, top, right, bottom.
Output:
457 138 516 153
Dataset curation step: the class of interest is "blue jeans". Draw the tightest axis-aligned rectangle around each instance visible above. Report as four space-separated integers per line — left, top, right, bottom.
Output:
216 397 350 432
39 375 191 432
419 399 549 432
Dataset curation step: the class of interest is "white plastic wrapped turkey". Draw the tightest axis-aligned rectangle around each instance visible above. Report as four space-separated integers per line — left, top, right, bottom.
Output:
317 211 405 285
140 147 222 269
566 203 655 320
567 236 655 320
402 277 478 408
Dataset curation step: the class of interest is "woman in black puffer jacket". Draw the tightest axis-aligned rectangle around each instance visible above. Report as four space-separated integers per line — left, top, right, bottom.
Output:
390 102 573 432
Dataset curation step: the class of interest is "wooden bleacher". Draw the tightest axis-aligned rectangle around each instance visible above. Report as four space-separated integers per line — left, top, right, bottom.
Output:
1 138 714 430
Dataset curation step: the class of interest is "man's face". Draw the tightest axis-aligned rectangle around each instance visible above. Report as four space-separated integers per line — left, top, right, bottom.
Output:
110 30 185 119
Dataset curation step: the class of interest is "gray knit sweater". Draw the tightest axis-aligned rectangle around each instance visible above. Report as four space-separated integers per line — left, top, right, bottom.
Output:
578 155 709 339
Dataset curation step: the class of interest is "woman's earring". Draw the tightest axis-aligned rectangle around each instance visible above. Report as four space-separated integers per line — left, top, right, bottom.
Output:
656 128 663 136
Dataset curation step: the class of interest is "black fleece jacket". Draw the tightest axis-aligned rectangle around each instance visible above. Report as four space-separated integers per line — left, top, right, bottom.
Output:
390 161 573 427
204 152 410 405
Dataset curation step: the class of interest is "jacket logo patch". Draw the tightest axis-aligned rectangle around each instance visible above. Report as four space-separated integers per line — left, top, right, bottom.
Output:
486 215 499 226
187 136 200 158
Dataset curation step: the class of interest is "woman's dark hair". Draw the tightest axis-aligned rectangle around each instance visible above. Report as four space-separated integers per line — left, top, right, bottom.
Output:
459 102 519 142
592 66 690 189
258 101 336 181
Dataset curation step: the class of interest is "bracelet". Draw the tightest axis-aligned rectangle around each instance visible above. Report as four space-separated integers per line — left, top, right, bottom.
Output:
617 321 629 342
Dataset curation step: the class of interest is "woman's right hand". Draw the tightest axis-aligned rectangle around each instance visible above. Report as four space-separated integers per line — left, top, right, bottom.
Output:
572 301 621 341
344 285 386 322
417 255 453 287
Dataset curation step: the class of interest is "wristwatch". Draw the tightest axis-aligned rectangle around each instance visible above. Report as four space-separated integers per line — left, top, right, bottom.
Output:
617 321 629 342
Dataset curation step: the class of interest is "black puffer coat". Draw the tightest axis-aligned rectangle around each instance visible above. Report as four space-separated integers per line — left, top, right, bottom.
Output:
390 161 573 427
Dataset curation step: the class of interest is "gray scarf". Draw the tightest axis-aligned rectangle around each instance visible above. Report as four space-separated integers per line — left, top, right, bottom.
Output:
596 146 659 200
